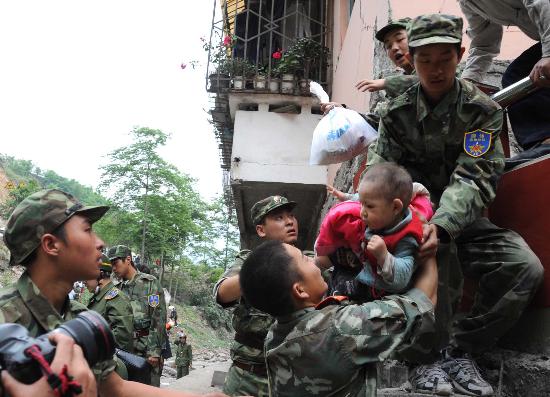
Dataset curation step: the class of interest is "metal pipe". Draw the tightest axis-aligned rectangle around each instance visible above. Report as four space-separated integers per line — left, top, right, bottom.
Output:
490 76 539 108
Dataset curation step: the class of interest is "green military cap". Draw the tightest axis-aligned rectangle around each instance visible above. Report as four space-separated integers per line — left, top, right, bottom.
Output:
3 189 109 266
407 14 463 48
100 253 112 273
250 195 296 225
375 17 411 42
108 245 132 261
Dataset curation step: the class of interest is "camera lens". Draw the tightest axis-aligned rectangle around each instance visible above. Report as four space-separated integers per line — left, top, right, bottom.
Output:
57 311 115 365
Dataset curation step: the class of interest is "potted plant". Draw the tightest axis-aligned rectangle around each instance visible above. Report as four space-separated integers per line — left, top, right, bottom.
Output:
275 50 300 94
266 49 283 93
226 57 254 90
203 34 233 92
253 65 268 90
285 37 329 95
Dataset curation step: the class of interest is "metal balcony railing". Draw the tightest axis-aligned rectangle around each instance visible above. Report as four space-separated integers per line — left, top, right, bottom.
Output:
205 0 331 94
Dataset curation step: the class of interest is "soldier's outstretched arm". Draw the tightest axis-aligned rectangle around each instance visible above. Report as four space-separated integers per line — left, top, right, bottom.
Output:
216 275 241 304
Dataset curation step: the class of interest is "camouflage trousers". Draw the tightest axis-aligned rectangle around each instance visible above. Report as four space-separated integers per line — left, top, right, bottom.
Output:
176 365 189 379
223 362 269 397
400 217 543 363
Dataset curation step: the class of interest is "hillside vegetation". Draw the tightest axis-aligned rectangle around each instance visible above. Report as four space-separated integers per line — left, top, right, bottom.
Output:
0 132 238 350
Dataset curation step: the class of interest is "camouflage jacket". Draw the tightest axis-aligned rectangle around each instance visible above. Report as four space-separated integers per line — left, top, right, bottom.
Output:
0 272 116 382
265 289 435 396
213 249 273 365
117 271 166 358
88 281 135 353
368 78 505 239
174 341 193 366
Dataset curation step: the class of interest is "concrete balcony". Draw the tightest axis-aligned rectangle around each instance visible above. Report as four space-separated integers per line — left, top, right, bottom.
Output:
228 93 328 249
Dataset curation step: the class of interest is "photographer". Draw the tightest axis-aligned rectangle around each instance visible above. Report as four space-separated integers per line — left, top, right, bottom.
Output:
0 189 229 397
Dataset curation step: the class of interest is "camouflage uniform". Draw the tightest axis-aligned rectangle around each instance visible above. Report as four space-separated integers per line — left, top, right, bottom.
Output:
110 245 167 387
367 14 544 358
0 189 116 385
265 290 435 396
213 195 297 397
88 281 135 353
174 338 193 378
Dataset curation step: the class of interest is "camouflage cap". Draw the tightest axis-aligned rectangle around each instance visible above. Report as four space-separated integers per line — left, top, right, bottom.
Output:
3 189 109 266
251 195 297 225
99 253 112 273
375 17 411 42
407 14 463 48
108 245 132 261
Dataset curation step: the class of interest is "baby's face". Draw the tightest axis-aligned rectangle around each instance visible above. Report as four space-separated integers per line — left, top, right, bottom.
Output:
358 181 399 230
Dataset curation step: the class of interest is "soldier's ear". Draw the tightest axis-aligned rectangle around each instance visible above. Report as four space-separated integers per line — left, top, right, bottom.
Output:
256 224 266 238
40 233 62 257
404 52 413 65
291 281 309 301
458 46 466 63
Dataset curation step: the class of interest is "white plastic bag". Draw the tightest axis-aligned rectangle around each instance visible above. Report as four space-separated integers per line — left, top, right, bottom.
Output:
309 82 378 165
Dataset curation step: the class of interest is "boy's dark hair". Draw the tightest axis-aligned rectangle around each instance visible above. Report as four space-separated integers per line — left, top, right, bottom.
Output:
240 240 302 316
408 42 462 57
360 162 413 208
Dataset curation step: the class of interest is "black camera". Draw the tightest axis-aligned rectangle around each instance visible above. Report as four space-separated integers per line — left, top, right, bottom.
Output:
0 311 115 384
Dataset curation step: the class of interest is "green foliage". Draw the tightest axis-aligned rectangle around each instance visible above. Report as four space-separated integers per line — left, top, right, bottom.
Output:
276 37 330 78
0 179 41 218
99 127 204 268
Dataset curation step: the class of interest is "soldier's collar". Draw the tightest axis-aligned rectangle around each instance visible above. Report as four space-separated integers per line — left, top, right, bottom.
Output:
17 272 67 332
275 307 315 323
417 79 460 121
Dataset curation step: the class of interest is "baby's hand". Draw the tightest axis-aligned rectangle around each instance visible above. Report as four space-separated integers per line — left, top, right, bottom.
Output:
366 235 388 265
326 185 348 202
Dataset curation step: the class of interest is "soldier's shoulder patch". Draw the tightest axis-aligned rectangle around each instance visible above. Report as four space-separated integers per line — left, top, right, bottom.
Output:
105 288 119 300
464 129 492 157
148 294 160 308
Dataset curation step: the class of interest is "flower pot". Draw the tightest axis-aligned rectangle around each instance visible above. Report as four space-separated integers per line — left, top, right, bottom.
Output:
298 79 310 95
233 76 245 90
281 73 295 94
254 75 267 90
268 79 280 93
208 73 230 92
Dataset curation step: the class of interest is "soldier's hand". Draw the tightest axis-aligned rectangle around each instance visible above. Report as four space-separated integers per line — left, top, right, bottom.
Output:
530 57 550 88
320 102 342 115
418 224 438 261
355 78 385 92
2 333 97 397
147 356 160 367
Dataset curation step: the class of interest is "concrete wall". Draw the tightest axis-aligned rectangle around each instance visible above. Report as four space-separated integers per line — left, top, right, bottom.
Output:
231 100 327 185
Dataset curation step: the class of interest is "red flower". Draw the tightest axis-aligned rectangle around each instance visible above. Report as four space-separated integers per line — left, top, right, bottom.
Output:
223 36 232 46
272 50 282 59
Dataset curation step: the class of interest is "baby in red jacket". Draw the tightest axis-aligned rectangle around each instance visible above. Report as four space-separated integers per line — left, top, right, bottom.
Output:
316 162 436 300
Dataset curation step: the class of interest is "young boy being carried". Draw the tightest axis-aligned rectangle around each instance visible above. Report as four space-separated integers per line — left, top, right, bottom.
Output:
316 162 434 301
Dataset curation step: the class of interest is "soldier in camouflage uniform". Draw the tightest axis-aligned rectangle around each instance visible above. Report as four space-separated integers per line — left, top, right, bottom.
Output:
367 14 544 395
239 240 438 396
213 195 299 397
174 332 193 378
0 189 119 391
109 245 167 387
85 254 135 353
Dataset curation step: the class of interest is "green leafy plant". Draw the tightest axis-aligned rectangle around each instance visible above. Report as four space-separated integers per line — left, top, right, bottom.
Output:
226 57 255 77
276 38 329 78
